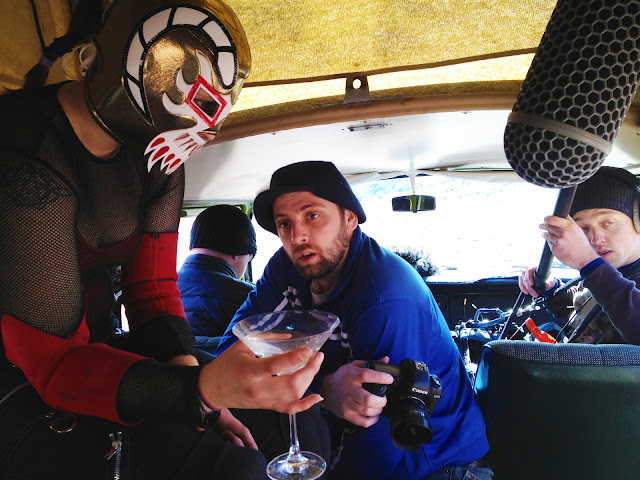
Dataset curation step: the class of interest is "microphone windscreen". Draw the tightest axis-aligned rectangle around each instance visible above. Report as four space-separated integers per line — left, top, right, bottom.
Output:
504 0 640 188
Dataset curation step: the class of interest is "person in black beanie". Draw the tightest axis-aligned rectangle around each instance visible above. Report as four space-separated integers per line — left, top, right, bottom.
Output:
178 205 257 354
216 161 492 480
519 166 640 344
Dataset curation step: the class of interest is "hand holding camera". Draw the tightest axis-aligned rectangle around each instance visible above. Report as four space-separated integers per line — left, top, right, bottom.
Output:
363 359 442 452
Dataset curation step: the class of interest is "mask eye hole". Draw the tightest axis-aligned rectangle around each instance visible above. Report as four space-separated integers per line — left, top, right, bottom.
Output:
186 76 227 128
193 89 219 119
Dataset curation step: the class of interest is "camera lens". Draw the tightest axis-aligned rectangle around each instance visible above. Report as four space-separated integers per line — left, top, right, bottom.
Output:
389 401 433 452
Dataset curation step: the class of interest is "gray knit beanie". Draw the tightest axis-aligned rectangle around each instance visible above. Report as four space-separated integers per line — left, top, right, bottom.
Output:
190 205 257 255
569 166 638 221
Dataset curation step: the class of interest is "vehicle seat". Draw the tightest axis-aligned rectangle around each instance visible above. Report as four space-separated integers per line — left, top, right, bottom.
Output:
474 340 640 480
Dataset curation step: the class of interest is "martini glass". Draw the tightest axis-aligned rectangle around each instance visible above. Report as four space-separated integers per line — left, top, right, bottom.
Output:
233 309 340 480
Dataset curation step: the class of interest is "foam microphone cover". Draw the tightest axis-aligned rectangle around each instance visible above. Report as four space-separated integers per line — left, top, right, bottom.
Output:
504 0 640 188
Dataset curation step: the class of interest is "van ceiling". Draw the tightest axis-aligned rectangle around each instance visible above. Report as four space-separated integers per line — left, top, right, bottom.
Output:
2 0 640 204
1 0 558 92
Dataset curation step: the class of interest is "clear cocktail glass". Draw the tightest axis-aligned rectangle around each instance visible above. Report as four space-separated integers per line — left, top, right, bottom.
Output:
232 309 340 480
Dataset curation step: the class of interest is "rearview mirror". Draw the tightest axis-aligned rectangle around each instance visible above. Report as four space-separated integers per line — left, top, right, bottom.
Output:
391 195 436 212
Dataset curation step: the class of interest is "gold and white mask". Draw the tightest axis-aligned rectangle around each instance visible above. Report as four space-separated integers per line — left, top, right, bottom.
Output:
145 52 232 174
85 0 250 174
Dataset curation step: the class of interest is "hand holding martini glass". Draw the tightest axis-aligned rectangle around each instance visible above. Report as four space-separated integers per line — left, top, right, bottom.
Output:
233 309 339 480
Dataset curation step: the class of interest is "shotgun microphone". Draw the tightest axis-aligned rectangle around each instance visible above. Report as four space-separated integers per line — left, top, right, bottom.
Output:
504 0 640 188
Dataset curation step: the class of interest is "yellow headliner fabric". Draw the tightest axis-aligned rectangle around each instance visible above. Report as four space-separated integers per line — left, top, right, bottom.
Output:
0 0 71 92
225 0 555 85
1 0 554 89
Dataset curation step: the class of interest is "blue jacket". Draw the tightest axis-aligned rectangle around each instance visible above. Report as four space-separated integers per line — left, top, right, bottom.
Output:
178 254 253 338
218 228 489 479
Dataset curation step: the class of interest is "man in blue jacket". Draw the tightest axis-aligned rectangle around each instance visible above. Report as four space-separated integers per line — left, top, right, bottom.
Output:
217 161 491 480
178 205 256 354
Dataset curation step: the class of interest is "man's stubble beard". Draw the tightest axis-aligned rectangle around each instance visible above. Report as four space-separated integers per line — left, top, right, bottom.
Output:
293 223 351 281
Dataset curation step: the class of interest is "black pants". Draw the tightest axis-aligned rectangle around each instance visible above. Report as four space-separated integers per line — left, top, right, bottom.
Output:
0 368 267 480
231 405 331 473
197 348 331 471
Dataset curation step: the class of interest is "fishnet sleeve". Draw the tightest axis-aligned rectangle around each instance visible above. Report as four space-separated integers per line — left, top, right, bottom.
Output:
141 165 185 234
120 165 194 355
117 165 204 424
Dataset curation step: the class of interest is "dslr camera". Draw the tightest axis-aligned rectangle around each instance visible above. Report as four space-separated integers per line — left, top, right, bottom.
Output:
363 359 442 452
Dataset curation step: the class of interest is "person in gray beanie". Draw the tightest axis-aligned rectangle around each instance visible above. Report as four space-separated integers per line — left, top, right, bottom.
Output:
519 166 640 344
216 161 492 480
178 205 257 354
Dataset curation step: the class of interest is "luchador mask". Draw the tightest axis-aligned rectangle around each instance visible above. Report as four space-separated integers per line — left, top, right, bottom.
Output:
85 0 250 174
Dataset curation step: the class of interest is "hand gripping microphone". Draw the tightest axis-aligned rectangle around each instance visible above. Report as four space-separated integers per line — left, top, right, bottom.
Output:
504 0 640 189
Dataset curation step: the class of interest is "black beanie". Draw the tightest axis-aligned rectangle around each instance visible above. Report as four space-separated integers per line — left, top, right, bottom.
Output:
190 205 257 255
253 161 366 235
569 166 638 221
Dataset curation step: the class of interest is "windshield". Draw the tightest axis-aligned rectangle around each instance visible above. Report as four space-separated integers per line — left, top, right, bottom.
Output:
350 175 578 282
177 174 579 283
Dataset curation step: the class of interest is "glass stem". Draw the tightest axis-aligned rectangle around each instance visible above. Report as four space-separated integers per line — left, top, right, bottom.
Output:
287 413 304 463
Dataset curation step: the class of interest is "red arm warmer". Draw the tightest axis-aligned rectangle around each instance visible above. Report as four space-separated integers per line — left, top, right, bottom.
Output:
1 313 144 423
119 232 194 361
120 232 186 325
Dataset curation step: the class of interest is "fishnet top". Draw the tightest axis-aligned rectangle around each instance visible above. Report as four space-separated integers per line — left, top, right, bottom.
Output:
0 84 202 424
